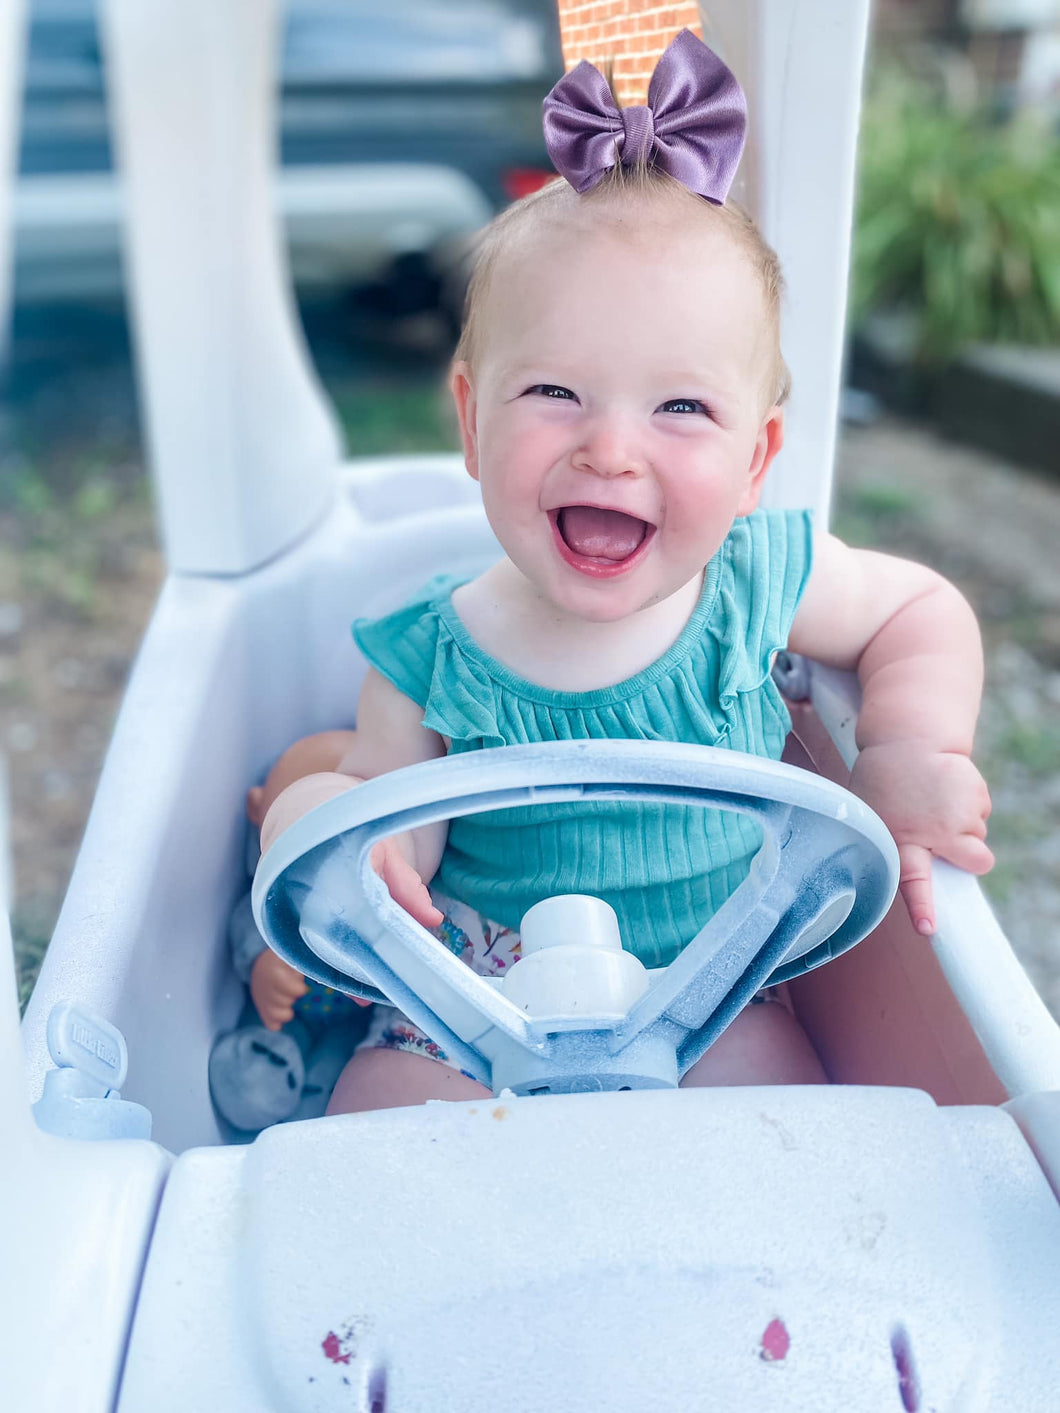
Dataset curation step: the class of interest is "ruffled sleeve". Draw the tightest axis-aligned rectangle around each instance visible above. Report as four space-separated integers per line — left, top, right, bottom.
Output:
352 575 452 709
421 623 506 747
710 507 814 706
352 576 505 747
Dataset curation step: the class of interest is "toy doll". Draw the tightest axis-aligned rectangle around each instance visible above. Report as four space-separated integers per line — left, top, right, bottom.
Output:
208 731 370 1131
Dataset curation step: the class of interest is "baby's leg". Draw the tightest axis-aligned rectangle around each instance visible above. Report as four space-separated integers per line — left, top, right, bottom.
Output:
326 890 516 1116
680 997 826 1087
327 1047 489 1115
329 995 823 1112
324 892 825 1109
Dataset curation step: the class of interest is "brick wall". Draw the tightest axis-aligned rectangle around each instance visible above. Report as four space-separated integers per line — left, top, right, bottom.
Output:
554 2 704 104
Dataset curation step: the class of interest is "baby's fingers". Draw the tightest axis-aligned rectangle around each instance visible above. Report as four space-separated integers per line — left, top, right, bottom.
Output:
898 843 935 937
372 843 444 929
898 833 995 940
395 869 446 930
936 833 995 877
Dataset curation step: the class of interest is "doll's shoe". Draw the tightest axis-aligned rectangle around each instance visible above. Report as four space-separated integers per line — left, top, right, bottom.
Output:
208 1024 306 1132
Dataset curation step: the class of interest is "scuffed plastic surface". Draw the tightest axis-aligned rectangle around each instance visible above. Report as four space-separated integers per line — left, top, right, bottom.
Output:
119 1087 1060 1411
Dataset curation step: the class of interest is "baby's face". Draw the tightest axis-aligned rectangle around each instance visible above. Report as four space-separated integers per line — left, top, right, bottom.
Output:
452 218 781 624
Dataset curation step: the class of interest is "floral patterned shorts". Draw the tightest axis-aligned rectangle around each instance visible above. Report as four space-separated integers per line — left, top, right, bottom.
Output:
355 889 521 1077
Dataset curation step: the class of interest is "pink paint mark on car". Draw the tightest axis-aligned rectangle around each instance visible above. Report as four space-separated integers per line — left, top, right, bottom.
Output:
760 1317 790 1362
322 1331 352 1365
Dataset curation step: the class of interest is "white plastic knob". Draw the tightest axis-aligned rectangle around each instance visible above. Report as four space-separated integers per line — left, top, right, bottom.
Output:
502 895 650 1019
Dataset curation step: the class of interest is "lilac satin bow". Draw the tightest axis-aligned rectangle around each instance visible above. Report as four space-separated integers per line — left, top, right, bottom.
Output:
542 29 746 205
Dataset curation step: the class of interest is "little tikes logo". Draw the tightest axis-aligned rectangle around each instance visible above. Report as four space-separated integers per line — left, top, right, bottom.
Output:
71 1020 119 1070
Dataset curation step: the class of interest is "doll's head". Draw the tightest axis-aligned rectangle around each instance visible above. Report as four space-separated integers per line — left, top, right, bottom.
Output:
448 168 790 624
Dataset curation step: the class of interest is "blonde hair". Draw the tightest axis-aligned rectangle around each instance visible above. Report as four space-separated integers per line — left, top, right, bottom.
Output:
454 161 791 409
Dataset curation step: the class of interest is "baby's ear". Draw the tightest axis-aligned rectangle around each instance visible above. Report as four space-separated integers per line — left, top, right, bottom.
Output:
737 406 784 516
449 361 480 482
246 784 266 828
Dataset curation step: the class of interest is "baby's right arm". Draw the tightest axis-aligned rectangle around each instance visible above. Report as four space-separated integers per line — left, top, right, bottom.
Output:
260 669 448 928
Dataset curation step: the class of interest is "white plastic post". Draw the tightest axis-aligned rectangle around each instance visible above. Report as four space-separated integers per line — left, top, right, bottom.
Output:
504 895 650 1018
100 0 343 576
0 0 25 370
699 0 871 524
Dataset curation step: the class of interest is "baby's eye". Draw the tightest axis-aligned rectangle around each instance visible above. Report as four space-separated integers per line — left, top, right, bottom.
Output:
658 398 710 416
526 384 578 402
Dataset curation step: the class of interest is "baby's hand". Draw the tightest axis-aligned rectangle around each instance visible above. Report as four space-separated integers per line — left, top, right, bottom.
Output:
370 837 444 930
250 949 309 1031
848 743 993 937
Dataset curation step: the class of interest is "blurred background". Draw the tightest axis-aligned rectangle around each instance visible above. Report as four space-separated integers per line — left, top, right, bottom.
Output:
1 0 1058 1010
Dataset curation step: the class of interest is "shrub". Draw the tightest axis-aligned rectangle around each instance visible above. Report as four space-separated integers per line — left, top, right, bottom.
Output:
852 70 1060 361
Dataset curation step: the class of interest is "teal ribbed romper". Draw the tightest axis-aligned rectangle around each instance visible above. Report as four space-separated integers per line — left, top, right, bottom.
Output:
353 507 813 969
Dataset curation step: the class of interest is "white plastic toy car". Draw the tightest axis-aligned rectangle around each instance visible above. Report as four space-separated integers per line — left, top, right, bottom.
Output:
5 2 1060 1410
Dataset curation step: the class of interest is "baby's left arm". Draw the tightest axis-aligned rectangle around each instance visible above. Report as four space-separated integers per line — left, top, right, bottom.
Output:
787 531 993 935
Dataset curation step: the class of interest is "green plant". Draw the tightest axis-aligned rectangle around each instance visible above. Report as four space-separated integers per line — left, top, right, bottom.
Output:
992 721 1060 775
832 478 924 550
333 382 458 456
852 70 1060 360
847 481 919 518
14 901 53 1012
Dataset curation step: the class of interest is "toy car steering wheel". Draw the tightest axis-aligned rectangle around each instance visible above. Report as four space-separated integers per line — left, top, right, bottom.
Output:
252 741 898 1095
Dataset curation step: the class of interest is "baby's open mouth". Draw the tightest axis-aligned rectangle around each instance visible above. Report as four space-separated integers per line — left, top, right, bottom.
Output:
553 505 654 564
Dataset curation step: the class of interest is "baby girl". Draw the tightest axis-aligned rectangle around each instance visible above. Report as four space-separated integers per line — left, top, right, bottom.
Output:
260 32 993 1113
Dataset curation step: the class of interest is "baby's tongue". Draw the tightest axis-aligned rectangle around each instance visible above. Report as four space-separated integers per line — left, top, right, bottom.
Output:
558 506 647 561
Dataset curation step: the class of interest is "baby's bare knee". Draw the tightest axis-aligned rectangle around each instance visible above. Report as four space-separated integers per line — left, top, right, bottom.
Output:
326 1047 490 1116
680 1001 826 1088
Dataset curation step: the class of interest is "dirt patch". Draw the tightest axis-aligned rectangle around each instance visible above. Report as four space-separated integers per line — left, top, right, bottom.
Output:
0 479 162 1001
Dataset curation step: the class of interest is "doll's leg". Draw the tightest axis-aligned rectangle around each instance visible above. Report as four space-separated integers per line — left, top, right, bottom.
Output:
679 997 826 1087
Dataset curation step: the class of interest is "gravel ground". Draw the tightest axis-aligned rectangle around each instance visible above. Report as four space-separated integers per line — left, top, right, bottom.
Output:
2 395 1058 1015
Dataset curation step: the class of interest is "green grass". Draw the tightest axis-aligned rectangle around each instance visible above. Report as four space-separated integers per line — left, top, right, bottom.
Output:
831 480 925 550
333 382 460 458
982 807 1051 846
0 452 156 621
977 724 1060 909
845 483 919 518
991 722 1060 775
980 859 1017 904
13 902 53 1012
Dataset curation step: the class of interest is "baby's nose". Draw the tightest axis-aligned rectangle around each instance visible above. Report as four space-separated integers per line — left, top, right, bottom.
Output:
573 418 646 478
